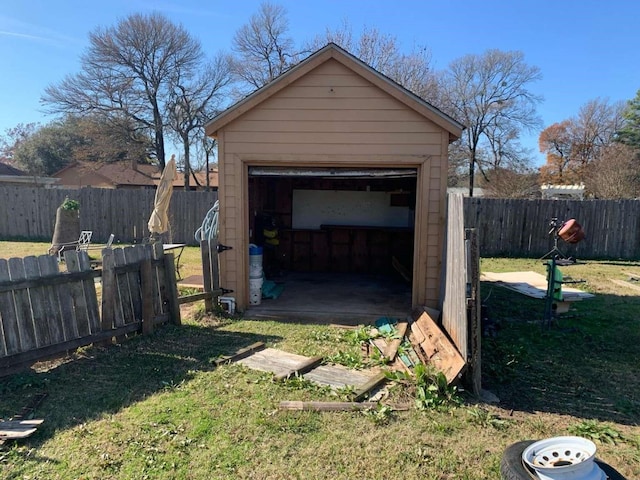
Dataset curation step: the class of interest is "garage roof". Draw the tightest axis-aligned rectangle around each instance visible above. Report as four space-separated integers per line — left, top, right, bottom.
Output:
205 43 464 141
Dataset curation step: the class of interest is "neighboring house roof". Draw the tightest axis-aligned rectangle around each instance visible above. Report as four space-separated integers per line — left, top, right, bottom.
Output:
53 161 218 189
205 42 464 141
0 161 27 176
0 161 59 187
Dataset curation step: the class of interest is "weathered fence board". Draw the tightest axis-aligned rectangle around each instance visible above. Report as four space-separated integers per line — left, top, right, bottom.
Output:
464 198 640 259
0 260 20 355
8 258 37 352
37 255 65 345
0 186 217 245
22 256 51 348
441 193 467 361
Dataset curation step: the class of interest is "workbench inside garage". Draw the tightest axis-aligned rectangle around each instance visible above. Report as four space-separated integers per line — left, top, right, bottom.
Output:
272 225 414 275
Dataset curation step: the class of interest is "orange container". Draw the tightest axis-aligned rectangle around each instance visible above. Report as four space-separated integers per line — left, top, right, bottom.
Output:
558 219 585 244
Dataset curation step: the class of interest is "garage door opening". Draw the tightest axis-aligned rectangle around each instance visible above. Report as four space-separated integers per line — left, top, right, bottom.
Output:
245 166 417 323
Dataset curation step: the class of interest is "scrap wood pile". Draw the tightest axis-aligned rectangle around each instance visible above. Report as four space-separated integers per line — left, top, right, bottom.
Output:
213 308 467 413
362 307 466 385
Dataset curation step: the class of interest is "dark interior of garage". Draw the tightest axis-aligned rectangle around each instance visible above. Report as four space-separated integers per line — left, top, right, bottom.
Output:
245 167 417 322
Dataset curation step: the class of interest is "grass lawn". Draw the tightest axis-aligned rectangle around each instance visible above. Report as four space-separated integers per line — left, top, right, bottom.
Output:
0 241 639 479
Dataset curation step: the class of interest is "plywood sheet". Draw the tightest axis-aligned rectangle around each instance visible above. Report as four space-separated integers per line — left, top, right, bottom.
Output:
0 419 43 440
236 347 377 390
303 364 373 389
237 348 309 377
481 271 594 301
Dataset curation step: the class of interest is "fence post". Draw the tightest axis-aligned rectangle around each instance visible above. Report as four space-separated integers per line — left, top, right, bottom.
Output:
101 248 115 344
163 252 181 325
465 229 482 396
200 239 220 312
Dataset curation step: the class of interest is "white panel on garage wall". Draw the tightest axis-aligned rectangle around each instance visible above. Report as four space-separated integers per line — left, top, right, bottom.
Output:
292 189 412 230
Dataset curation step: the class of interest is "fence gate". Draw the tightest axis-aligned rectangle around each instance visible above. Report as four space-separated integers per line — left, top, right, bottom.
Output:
0 244 180 377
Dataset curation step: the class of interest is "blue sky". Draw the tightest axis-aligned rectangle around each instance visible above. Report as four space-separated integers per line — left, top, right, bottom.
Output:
2 0 639 165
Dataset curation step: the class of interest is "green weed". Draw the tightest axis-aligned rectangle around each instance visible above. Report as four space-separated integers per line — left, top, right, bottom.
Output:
360 404 394 425
414 365 462 412
466 406 510 430
568 420 623 445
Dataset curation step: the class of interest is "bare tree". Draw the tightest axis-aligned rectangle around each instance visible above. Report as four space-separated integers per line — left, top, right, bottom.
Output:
231 2 298 94
483 167 540 198
572 98 625 169
168 52 233 189
585 143 640 198
439 50 543 196
307 21 437 102
42 13 204 169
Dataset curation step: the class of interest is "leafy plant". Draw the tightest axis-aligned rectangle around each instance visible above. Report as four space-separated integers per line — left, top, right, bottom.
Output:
282 373 329 394
360 404 394 425
61 197 80 211
414 365 461 412
466 406 510 430
568 420 622 445
325 350 366 369
344 326 377 345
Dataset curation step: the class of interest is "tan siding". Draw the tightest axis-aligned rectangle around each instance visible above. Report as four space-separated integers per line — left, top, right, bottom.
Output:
224 142 442 156
258 96 408 111
239 109 432 123
224 131 443 145
293 73 371 87
275 85 388 99
227 120 438 134
305 59 369 77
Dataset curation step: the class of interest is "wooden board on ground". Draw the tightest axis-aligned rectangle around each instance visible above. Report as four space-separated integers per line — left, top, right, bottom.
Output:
413 311 466 384
622 270 640 281
237 347 309 377
0 419 43 440
481 271 594 301
303 364 375 390
235 347 381 392
610 278 640 293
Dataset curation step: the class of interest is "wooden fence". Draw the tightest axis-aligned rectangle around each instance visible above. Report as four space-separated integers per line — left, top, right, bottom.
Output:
464 197 640 259
0 186 218 245
0 244 180 376
4 186 639 259
441 194 481 394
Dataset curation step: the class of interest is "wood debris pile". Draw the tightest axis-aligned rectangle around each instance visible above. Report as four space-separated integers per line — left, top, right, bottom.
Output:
363 307 466 385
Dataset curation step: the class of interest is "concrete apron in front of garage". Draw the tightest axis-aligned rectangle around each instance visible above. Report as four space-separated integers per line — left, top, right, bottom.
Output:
243 272 412 325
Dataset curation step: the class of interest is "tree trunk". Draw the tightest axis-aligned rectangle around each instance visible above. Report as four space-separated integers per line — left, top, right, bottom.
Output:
50 207 80 255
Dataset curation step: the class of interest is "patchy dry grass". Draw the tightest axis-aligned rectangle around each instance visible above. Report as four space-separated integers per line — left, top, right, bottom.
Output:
0 243 639 479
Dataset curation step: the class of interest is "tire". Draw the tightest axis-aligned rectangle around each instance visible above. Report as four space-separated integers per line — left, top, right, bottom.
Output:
500 440 536 480
500 439 627 480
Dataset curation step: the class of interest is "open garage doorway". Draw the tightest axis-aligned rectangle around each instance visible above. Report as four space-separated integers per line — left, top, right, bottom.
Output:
245 166 416 323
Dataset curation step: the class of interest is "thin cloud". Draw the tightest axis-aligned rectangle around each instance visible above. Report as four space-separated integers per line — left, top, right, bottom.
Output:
0 15 78 47
0 29 51 42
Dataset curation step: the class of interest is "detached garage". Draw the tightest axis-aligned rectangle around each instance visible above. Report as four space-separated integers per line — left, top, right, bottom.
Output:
205 43 463 320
